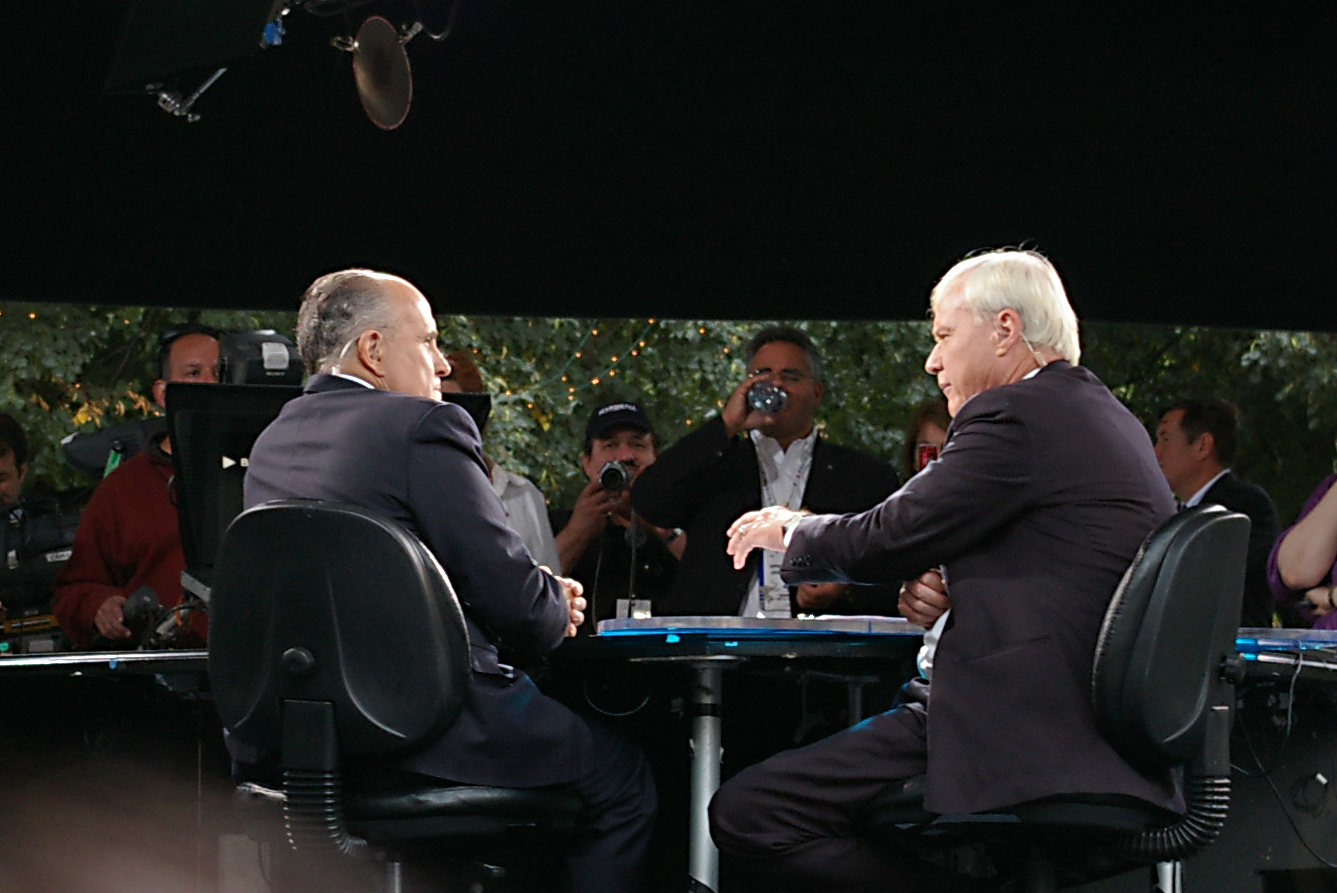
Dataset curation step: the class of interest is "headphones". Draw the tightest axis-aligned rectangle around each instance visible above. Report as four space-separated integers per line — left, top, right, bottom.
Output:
157 324 225 379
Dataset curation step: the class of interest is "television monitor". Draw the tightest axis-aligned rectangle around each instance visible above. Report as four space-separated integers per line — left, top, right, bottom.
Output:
166 382 302 596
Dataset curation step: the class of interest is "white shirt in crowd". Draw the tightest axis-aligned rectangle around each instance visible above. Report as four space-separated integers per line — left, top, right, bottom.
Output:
490 464 562 574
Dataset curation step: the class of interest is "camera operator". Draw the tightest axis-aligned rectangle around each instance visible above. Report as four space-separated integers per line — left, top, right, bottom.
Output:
52 324 220 649
633 326 901 617
551 401 684 625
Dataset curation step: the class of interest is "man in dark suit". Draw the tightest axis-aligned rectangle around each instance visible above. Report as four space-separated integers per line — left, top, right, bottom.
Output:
1155 397 1283 627
243 269 655 893
714 250 1179 892
632 327 901 617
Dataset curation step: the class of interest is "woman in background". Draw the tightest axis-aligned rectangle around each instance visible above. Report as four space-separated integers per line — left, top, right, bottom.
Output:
901 397 950 480
1268 474 1337 629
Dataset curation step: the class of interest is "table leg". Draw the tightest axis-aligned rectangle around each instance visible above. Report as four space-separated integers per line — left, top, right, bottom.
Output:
688 662 723 892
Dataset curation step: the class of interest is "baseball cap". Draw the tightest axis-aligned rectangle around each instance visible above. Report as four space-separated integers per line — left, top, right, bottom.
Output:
585 401 654 441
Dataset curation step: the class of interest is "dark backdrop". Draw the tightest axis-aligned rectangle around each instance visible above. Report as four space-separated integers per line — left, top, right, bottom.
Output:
9 1 1337 328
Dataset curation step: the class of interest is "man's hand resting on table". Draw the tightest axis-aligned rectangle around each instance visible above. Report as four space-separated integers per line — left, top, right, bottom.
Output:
796 583 848 613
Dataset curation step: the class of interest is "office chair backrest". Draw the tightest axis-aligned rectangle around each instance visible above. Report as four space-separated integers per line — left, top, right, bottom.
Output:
209 499 471 758
1091 505 1248 775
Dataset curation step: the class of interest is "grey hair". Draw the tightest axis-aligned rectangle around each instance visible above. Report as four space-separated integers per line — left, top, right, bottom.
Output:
744 326 823 383
929 249 1081 365
296 269 402 375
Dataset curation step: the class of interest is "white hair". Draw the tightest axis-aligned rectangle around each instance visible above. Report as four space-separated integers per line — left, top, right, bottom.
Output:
929 249 1081 365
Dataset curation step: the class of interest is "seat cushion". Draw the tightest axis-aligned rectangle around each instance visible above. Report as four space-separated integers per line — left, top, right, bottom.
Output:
345 781 586 841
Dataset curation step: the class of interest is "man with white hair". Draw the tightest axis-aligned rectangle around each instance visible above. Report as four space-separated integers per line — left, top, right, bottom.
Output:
711 249 1178 891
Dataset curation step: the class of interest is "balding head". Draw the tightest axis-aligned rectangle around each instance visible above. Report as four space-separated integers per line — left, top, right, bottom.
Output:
296 269 405 376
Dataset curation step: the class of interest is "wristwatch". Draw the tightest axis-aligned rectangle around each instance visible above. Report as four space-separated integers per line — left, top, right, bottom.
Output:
781 513 805 546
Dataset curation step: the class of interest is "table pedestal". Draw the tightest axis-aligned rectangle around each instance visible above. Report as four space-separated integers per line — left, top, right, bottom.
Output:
688 661 726 892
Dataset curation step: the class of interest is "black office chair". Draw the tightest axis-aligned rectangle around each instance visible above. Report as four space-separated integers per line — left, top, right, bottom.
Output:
208 499 585 892
865 505 1250 892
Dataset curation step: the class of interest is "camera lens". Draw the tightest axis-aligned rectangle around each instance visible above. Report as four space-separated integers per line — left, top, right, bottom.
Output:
599 460 632 491
746 382 788 414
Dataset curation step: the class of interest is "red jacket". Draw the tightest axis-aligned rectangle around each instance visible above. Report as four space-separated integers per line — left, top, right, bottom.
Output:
52 439 205 648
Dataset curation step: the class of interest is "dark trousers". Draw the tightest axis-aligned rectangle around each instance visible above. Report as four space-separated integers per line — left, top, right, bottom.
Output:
709 678 971 893
558 716 658 893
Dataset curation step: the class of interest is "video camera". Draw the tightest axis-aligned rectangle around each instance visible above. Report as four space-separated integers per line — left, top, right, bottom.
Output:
114 585 202 651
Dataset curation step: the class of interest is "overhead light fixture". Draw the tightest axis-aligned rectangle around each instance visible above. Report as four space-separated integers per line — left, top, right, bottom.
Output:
106 0 458 127
334 1 459 130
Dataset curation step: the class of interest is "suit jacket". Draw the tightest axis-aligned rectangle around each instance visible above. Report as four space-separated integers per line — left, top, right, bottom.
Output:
782 362 1180 816
244 375 592 787
632 415 900 615
1201 471 1281 628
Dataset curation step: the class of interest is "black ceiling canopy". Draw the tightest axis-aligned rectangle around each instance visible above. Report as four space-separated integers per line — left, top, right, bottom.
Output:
8 1 1337 330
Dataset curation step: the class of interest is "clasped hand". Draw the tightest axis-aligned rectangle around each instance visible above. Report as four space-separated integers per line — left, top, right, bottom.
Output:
542 566 587 637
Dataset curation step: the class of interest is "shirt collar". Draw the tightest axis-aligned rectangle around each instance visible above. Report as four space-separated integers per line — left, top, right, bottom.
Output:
330 372 375 389
749 425 817 458
1183 468 1231 508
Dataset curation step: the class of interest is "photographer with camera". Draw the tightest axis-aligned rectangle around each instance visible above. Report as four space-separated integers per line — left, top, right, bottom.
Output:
52 324 220 649
633 326 901 617
551 401 683 625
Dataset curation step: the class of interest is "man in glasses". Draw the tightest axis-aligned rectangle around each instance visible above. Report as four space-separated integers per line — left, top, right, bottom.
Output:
633 326 900 617
53 324 220 648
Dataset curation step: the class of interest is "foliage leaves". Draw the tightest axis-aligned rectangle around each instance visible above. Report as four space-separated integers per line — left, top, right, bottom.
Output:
2 303 1335 523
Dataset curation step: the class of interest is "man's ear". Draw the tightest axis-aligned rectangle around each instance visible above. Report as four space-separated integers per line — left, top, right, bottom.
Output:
993 309 1023 354
355 330 384 376
151 378 168 409
1193 430 1216 461
812 379 825 406
17 462 27 485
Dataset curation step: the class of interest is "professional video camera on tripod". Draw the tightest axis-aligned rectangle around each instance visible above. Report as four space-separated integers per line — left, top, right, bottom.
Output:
54 329 303 652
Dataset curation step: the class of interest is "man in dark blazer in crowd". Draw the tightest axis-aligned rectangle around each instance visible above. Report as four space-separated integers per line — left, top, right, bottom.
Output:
243 269 656 893
715 250 1179 892
1155 397 1283 627
632 327 900 617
